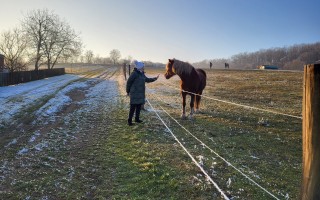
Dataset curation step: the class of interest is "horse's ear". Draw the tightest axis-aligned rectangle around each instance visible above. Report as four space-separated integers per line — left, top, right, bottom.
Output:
168 59 174 64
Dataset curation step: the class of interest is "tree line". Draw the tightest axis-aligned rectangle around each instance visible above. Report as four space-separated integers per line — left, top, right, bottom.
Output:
193 42 320 70
0 9 137 72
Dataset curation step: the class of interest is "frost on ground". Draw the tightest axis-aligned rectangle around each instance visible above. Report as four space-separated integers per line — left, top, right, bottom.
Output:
34 81 88 123
0 67 300 199
0 74 82 127
0 67 120 199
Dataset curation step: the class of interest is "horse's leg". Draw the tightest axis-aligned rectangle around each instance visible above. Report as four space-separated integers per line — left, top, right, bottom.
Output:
194 94 198 113
195 94 202 113
189 94 195 119
181 92 187 119
197 90 204 113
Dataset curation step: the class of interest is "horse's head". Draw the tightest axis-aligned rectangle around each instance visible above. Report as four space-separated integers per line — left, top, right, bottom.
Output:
164 59 176 79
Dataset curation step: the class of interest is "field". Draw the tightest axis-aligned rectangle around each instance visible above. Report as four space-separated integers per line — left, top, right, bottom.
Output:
146 68 303 199
0 66 303 199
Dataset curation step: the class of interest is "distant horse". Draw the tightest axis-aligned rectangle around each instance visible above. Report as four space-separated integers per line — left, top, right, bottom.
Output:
164 59 206 119
225 62 229 69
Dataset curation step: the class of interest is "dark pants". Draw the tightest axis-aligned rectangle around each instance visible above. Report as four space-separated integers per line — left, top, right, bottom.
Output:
128 104 142 122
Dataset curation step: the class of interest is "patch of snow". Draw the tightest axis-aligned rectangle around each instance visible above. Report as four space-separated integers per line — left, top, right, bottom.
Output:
35 81 88 119
0 74 82 126
250 155 260 159
28 130 41 143
5 138 17 148
196 155 205 167
34 142 49 151
17 147 29 155
80 79 118 108
66 166 75 182
227 177 232 188
0 74 79 98
285 193 289 200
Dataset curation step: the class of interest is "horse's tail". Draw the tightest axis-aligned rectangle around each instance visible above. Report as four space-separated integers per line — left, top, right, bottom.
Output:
196 69 207 90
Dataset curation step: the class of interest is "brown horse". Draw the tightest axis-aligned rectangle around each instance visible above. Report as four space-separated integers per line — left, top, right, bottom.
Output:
164 59 206 119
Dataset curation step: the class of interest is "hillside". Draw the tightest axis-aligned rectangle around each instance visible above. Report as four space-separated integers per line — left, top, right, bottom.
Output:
194 42 320 70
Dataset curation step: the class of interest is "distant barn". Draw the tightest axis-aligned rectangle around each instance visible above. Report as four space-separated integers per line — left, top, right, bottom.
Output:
258 65 279 70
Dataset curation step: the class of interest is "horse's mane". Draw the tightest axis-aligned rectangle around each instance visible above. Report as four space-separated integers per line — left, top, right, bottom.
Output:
172 59 194 75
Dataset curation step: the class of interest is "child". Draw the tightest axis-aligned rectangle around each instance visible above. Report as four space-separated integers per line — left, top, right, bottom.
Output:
126 60 159 126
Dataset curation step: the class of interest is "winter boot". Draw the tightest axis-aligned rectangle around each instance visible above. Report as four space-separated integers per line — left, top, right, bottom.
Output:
135 118 143 123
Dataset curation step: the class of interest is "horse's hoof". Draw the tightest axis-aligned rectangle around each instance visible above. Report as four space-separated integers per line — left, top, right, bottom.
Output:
188 114 194 120
181 114 187 120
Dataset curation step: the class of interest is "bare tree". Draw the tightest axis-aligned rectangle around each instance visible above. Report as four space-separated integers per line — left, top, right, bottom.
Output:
42 18 82 69
0 28 30 72
121 55 132 66
102 57 112 65
92 54 99 64
109 49 121 65
79 55 84 63
22 9 82 70
22 9 52 70
126 55 132 64
84 50 94 64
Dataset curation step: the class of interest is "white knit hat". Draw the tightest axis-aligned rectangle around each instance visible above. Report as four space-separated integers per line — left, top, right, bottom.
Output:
134 60 144 69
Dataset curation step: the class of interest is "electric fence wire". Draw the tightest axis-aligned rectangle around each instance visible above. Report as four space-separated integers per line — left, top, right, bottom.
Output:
146 98 230 200
148 93 280 200
160 82 302 120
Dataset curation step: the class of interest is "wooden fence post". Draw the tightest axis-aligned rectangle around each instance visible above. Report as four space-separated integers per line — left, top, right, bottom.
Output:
123 63 127 80
302 64 320 199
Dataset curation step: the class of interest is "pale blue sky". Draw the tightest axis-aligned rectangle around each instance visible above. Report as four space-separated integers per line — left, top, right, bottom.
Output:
1 0 319 63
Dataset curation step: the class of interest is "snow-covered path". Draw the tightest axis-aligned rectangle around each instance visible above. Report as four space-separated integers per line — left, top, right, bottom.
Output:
0 74 81 99
0 68 118 127
0 74 82 126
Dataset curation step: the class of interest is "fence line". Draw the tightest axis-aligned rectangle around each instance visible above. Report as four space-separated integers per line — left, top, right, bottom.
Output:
146 98 230 200
148 92 280 200
160 81 302 119
0 68 65 86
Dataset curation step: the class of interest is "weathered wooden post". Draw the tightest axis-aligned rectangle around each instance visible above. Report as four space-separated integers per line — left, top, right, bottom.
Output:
302 64 320 199
123 63 127 80
128 64 131 76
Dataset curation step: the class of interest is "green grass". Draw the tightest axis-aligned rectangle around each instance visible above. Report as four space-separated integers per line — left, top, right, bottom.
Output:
2 102 222 199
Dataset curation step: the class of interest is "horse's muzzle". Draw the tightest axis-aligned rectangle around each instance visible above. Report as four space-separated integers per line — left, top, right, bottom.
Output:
164 73 174 79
